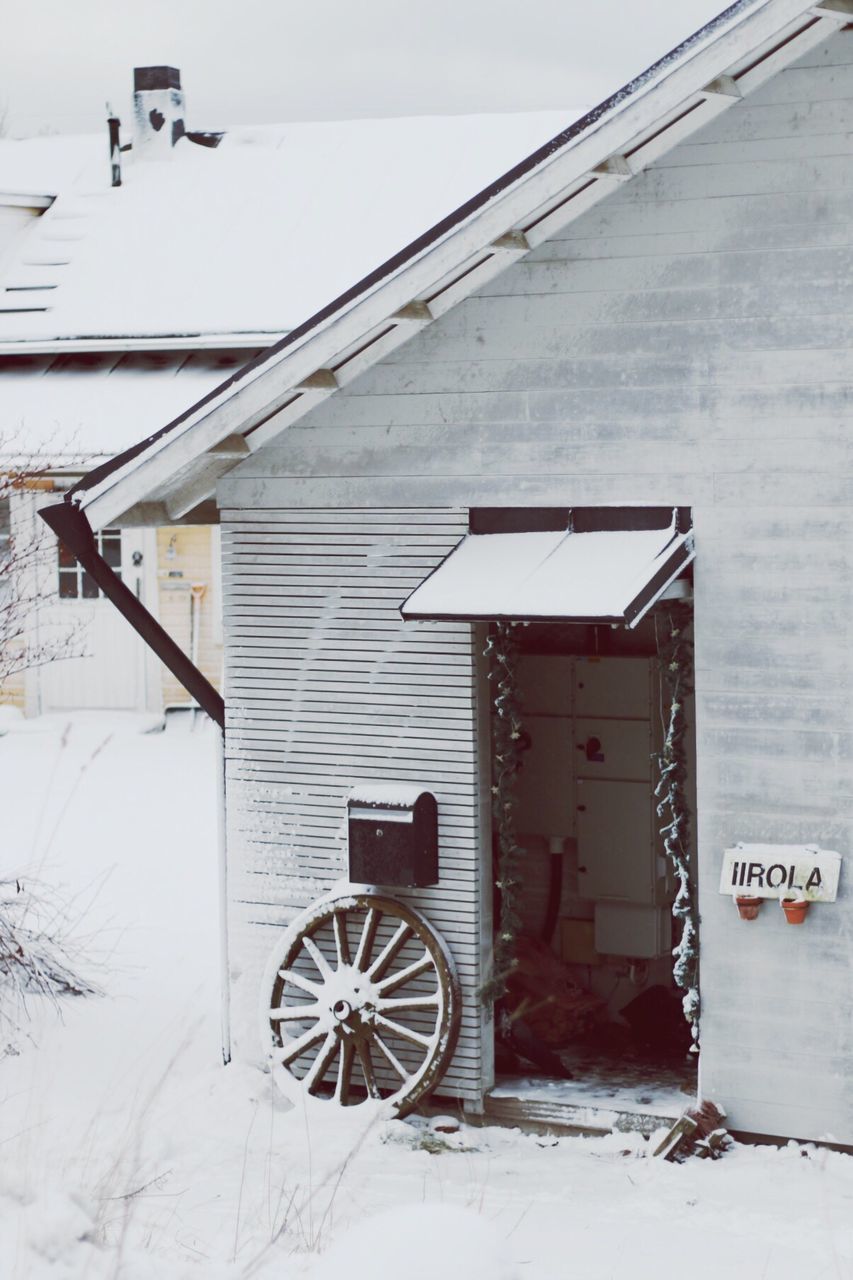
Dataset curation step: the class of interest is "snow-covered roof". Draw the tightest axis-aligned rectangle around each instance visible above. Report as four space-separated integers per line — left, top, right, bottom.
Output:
66 0 848 530
0 135 101 203
0 113 574 350
0 350 258 468
401 525 695 627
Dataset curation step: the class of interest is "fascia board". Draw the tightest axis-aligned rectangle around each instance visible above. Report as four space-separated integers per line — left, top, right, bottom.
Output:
79 0 827 530
0 333 286 355
0 192 54 209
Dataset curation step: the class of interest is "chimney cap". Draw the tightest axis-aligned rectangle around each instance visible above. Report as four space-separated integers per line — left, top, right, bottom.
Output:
134 66 181 92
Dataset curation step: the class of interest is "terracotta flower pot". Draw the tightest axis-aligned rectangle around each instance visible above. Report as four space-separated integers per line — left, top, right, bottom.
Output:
734 895 762 921
781 897 809 925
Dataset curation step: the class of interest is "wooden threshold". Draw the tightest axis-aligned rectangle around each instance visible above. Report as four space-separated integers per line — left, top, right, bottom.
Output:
478 1092 679 1138
424 1091 681 1138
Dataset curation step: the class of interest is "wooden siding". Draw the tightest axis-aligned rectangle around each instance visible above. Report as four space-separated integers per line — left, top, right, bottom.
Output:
0 669 25 709
0 509 217 715
221 507 489 1103
219 31 853 1140
156 525 223 706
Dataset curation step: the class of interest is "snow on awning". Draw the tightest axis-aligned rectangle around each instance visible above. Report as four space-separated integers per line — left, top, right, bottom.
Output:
401 520 694 629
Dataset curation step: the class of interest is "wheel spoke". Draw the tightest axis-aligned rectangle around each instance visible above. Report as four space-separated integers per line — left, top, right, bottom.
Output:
375 951 433 995
302 935 334 982
266 893 461 1119
334 1040 355 1105
374 1013 434 1050
278 1023 327 1066
353 907 380 973
366 921 412 982
373 1033 409 1080
377 994 440 1014
356 1038 382 1098
280 969 322 998
270 1001 323 1023
332 911 351 968
304 1032 340 1093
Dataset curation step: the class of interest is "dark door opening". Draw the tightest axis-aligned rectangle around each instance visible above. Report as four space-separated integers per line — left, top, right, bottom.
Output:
489 613 698 1130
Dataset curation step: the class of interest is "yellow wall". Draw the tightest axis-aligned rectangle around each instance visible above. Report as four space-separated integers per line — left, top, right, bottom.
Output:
156 525 222 706
0 668 25 709
0 480 56 711
0 512 223 714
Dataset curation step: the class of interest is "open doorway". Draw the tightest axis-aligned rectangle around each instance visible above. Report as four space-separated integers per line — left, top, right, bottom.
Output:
489 612 698 1130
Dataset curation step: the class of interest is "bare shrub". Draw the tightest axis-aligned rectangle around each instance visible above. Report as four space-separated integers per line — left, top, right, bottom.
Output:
0 438 87 688
0 875 102 1050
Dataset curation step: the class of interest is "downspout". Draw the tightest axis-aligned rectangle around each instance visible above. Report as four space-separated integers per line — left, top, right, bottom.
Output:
38 500 232 1063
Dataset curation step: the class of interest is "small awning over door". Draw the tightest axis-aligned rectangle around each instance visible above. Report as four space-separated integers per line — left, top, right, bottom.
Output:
401 519 694 628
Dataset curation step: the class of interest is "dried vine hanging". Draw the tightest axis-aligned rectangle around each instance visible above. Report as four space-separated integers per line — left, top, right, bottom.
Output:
655 601 700 1044
480 621 526 1005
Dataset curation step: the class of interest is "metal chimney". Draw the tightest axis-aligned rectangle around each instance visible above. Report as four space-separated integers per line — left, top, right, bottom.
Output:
132 66 185 158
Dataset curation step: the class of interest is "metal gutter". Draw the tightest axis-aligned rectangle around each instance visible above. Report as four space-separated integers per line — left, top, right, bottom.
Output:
38 499 225 728
0 333 285 355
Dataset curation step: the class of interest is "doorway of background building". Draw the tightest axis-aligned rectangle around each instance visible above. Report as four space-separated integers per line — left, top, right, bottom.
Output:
489 611 698 1129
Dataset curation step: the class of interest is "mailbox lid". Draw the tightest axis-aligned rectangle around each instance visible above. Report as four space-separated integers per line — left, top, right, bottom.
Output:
347 782 429 811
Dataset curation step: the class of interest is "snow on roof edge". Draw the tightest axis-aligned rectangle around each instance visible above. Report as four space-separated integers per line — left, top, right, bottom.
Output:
0 331 287 355
67 0 808 519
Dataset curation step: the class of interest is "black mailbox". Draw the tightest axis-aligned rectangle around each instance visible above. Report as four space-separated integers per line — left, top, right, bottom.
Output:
347 785 438 888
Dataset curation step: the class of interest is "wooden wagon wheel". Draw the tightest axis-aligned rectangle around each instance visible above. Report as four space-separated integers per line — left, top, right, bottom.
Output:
262 894 461 1116
262 893 461 1117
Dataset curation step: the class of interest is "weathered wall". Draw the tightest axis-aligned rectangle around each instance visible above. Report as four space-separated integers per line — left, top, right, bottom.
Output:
221 508 491 1102
156 525 222 706
0 488 47 710
220 31 853 1137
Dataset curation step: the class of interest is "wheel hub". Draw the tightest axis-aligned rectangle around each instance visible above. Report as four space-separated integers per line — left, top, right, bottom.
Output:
325 965 378 1034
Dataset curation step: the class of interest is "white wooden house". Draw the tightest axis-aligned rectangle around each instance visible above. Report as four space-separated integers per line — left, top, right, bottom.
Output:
0 121 255 713
1 75 564 715
51 1 853 1144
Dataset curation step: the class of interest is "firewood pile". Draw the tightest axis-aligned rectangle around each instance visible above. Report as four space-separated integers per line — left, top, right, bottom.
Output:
652 1100 732 1161
505 933 604 1046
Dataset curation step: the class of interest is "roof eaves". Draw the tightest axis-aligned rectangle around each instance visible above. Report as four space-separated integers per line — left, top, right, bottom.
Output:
70 0 839 528
0 332 287 355
0 192 54 209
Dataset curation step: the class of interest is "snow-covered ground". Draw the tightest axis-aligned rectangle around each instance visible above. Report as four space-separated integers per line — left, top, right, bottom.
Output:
2 711 853 1279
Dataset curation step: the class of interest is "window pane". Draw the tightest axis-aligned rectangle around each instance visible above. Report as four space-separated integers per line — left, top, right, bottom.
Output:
58 540 76 568
102 538 122 568
81 571 99 599
59 570 78 599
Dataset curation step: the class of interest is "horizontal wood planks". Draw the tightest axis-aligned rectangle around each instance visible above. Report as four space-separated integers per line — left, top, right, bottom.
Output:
222 507 489 1102
217 32 853 1140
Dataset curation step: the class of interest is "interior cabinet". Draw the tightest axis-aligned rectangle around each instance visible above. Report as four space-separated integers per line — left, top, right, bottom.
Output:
516 654 664 908
576 777 657 904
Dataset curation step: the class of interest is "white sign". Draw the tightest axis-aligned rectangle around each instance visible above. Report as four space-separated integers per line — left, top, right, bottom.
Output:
720 844 841 903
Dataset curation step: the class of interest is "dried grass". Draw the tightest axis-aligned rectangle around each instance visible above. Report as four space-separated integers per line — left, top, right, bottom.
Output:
0 874 102 1050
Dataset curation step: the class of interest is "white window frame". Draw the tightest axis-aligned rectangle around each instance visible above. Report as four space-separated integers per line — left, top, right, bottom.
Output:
58 527 122 600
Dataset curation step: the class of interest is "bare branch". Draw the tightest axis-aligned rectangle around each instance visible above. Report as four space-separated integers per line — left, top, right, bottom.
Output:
0 434 90 686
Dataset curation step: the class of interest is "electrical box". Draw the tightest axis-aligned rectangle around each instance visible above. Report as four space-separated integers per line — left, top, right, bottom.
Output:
576 778 658 904
516 654 666 910
347 786 438 888
575 656 652 718
594 901 672 959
